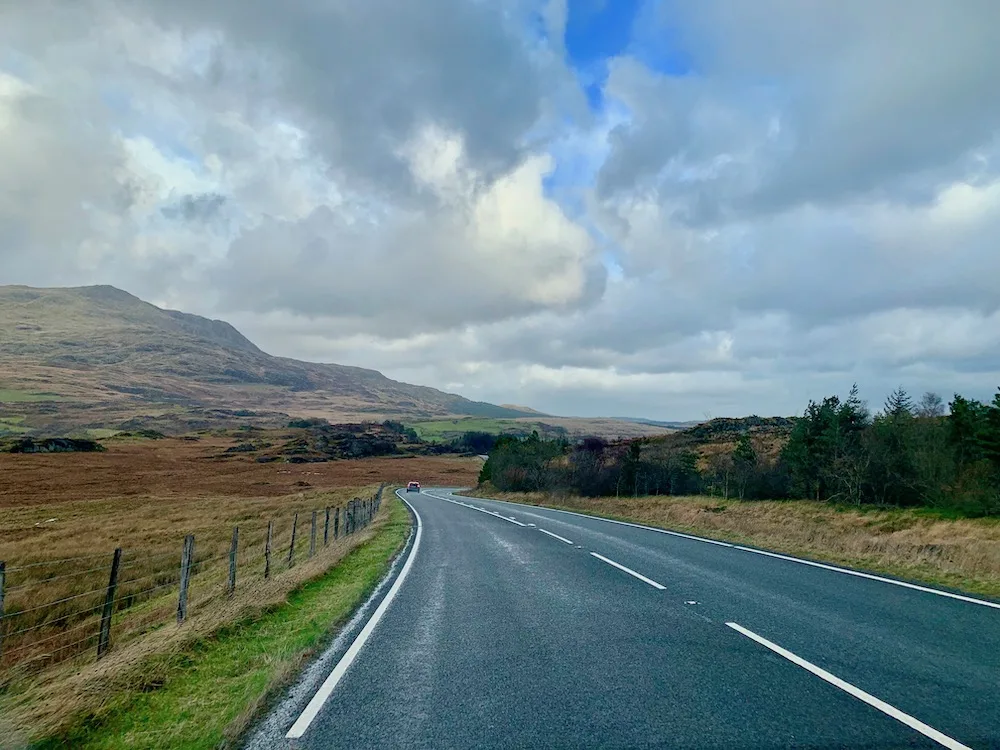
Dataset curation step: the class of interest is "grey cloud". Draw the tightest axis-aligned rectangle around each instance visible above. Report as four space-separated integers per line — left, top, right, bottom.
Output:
4 0 1000 421
161 192 227 222
212 202 606 336
130 0 554 200
600 1 1000 219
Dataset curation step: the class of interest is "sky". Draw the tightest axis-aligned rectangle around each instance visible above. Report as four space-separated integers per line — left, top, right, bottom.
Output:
2 0 1000 421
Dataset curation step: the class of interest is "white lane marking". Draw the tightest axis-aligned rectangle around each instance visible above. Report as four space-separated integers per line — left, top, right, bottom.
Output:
538 528 574 545
729 546 1000 610
450 492 733 548
449 492 1000 610
285 492 422 739
590 552 666 590
424 491 527 528
726 623 972 750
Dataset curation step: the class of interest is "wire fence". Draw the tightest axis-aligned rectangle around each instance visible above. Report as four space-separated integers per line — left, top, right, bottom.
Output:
0 485 385 680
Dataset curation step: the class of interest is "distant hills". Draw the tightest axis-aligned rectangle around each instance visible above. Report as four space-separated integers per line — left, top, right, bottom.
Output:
0 285 674 439
0 285 541 435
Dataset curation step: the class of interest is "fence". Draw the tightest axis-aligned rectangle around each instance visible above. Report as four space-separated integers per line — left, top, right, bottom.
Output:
0 485 385 679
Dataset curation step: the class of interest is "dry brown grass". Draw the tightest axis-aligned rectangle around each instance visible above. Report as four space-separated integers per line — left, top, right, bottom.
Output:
0 438 475 739
1 500 396 743
468 487 1000 599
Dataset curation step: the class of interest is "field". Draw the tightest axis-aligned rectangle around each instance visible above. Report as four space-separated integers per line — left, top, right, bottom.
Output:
0 437 478 743
466 487 1000 600
412 416 674 442
0 390 66 404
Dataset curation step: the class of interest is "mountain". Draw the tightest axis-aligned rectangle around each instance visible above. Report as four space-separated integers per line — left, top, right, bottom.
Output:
0 285 538 435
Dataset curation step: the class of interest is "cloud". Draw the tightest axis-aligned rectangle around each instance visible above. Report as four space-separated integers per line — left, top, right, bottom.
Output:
161 192 226 222
1 0 999 420
213 127 604 334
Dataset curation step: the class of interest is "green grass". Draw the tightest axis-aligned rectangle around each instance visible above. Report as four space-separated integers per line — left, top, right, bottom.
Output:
0 415 26 433
0 389 66 403
85 428 121 439
410 417 562 442
412 417 509 441
38 498 412 750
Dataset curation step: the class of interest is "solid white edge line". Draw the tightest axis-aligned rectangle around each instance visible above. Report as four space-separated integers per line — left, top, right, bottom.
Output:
590 552 666 590
729 546 1000 610
450 491 1000 610
538 528 574 545
285 491 422 740
725 623 972 750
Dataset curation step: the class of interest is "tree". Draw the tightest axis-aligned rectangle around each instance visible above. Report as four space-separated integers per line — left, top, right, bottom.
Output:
732 434 758 500
916 392 945 419
883 387 913 419
983 389 1000 471
948 394 988 467
782 385 870 502
570 438 609 497
705 452 734 500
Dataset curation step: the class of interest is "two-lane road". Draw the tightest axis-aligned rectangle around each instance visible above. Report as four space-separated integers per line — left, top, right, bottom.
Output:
248 488 1000 749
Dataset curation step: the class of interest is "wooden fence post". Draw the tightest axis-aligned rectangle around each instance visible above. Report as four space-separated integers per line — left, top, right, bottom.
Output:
228 526 239 596
323 507 330 546
334 507 340 539
0 560 6 660
265 520 273 579
97 548 122 658
309 511 317 558
288 513 298 565
177 534 194 625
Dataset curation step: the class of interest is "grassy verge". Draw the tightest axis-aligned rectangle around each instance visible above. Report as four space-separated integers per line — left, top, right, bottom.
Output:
11 496 411 750
464 486 1000 600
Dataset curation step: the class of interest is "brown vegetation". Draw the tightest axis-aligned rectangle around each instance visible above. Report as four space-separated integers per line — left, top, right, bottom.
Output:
467 487 1000 599
0 437 475 738
1 499 398 744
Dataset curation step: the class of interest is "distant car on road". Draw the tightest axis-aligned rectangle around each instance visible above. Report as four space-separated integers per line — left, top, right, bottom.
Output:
406 481 420 493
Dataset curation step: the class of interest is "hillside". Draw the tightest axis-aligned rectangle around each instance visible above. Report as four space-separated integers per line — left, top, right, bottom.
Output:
644 415 797 467
0 285 541 435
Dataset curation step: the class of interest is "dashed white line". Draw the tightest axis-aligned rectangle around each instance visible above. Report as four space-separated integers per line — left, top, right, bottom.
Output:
590 552 666 590
424 491 527 527
285 492 423 740
449 492 1000 610
538 528 574 545
726 623 972 750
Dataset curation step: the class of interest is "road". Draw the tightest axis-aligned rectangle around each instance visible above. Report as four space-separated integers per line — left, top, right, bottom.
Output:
247 488 1000 750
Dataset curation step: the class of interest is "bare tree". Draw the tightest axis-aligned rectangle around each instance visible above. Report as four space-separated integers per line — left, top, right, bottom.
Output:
916 391 945 418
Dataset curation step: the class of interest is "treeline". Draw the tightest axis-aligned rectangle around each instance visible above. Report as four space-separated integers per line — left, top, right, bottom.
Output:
479 387 1000 517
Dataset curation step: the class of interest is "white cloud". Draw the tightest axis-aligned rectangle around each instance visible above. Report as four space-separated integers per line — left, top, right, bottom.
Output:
1 0 999 420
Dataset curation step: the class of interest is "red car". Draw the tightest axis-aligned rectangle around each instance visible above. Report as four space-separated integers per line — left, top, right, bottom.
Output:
406 481 420 493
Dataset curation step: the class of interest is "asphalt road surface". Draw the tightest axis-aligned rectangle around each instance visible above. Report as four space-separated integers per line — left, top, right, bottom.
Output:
247 488 1000 750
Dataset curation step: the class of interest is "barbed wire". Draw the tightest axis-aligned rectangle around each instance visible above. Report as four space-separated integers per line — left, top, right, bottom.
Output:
3 629 100 658
2 602 107 638
3 563 113 594
4 552 117 573
0 498 388 672
3 616 99 647
4 587 108 618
